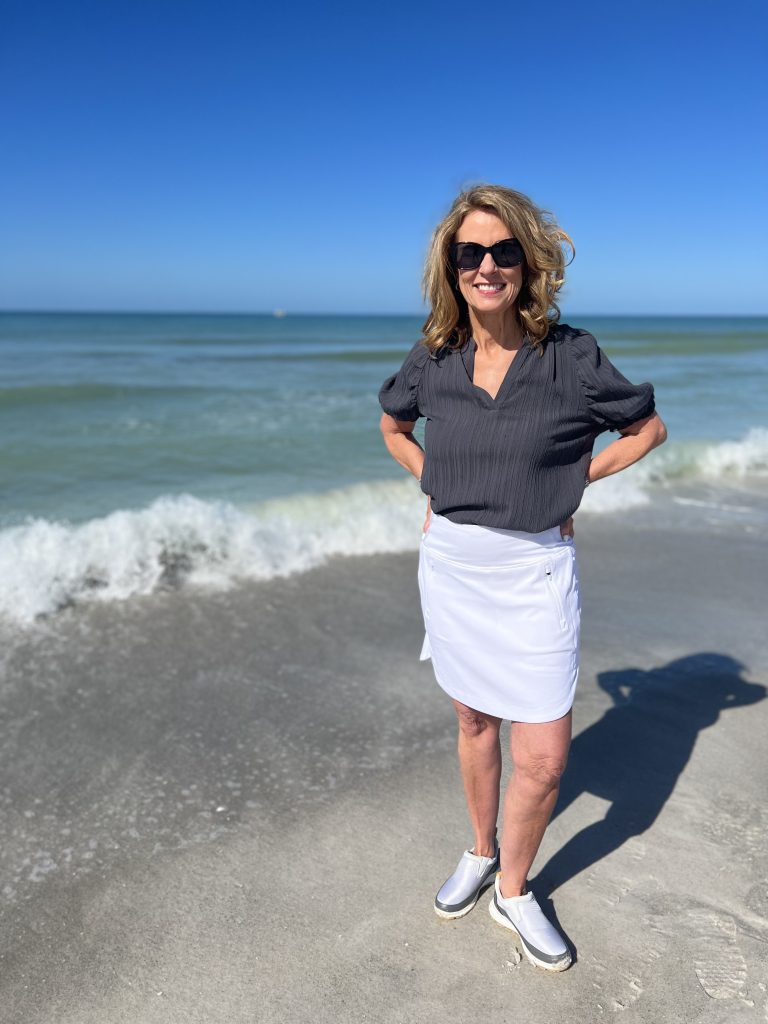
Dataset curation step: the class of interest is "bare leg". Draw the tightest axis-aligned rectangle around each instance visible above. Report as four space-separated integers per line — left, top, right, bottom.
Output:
452 699 502 858
499 711 572 898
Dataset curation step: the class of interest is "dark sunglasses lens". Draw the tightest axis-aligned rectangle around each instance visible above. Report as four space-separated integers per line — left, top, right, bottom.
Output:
493 240 524 267
453 243 483 270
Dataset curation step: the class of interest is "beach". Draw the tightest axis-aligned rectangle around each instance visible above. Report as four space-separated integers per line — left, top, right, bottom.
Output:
1 515 767 1023
3 0 766 1013
1 312 767 1020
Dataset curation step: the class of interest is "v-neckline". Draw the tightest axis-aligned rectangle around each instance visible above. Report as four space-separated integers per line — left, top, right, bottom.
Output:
461 336 531 407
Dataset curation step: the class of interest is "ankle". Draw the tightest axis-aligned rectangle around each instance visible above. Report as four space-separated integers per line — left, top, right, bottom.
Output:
471 836 498 859
472 845 496 859
499 877 527 899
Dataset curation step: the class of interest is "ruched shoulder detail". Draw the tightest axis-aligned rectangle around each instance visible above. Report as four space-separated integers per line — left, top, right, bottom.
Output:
378 340 431 422
568 330 656 432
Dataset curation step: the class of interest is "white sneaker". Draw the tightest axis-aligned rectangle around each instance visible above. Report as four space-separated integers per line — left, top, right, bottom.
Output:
489 874 572 971
434 842 499 919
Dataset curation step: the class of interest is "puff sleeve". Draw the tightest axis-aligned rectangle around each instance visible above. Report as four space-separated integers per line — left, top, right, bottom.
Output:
378 340 430 422
570 331 656 432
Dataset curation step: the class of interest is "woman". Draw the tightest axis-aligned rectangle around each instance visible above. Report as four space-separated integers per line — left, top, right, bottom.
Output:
378 184 667 972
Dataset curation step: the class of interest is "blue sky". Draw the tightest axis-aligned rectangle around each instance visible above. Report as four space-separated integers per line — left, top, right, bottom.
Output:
1 0 765 314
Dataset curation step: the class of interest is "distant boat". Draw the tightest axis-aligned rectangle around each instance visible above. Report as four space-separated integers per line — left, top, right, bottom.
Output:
273 309 287 319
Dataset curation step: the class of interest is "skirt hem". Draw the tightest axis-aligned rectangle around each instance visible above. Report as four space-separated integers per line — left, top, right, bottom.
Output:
431 665 577 723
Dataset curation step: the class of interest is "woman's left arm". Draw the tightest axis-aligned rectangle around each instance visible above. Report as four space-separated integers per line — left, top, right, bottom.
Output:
586 412 668 484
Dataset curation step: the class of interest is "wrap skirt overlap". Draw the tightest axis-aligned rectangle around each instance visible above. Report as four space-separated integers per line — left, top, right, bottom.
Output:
417 512 581 723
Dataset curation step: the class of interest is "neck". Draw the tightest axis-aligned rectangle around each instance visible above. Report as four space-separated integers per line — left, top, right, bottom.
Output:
468 307 524 352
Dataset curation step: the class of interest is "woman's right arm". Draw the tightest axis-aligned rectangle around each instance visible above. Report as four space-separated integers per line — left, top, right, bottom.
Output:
379 413 425 481
380 413 432 533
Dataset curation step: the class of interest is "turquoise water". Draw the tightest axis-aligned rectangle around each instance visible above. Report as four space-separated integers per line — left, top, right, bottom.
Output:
1 312 767 624
3 312 767 524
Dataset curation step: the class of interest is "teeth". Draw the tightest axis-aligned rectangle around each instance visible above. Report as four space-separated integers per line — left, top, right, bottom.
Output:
476 284 504 292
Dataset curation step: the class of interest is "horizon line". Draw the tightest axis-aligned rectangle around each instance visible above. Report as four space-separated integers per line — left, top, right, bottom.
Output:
2 309 767 319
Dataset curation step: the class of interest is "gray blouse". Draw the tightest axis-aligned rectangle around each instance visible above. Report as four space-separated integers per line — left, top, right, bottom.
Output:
378 323 656 533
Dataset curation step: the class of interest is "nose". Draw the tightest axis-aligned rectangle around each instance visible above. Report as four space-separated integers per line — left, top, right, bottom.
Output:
477 252 499 276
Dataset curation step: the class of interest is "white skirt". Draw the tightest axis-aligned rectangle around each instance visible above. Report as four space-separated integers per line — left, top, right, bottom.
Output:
417 513 581 723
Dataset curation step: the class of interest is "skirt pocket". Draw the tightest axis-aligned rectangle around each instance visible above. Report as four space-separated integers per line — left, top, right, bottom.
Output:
542 549 579 635
544 560 568 630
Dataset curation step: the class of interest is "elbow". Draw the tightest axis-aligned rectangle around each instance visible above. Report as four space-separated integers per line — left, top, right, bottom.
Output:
380 412 414 438
651 415 668 449
379 413 402 454
379 412 396 439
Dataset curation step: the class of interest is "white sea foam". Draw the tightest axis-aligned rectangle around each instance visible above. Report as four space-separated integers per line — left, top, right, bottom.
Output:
2 429 766 626
695 427 768 478
580 427 768 514
0 480 425 625
578 470 651 513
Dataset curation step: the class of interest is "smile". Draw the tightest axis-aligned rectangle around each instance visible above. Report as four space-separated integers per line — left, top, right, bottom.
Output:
475 284 506 294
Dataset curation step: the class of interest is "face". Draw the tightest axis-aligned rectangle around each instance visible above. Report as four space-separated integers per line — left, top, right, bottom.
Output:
453 209 525 318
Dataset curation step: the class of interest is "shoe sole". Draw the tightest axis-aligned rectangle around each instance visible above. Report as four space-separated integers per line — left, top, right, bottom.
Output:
489 899 572 972
433 874 495 920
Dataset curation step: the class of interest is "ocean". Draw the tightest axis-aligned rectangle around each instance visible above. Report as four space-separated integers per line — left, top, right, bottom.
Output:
2 312 767 626
3 315 768 1015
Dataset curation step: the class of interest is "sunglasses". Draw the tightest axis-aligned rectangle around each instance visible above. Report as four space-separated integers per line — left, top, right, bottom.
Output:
449 238 525 271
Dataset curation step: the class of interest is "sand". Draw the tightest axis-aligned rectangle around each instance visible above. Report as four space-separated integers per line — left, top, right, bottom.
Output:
0 519 767 1023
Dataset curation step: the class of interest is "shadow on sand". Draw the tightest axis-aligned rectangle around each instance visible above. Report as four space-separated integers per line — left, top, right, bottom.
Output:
536 652 765 897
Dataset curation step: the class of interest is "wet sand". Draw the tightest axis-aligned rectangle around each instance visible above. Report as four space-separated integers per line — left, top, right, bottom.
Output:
1 520 767 1022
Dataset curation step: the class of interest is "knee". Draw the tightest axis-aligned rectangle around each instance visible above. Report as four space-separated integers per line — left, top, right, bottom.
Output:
454 702 499 740
514 754 568 791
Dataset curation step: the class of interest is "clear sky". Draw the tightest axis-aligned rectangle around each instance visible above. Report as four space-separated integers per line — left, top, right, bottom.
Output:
1 0 766 315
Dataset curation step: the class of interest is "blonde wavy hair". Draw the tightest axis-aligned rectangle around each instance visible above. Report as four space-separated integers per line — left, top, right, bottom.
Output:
421 184 574 354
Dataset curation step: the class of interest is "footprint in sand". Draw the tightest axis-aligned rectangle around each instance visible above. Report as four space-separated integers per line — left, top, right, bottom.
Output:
585 838 647 908
589 955 645 1013
646 899 759 1011
688 909 748 1001
626 838 647 864
586 871 632 907
702 795 768 864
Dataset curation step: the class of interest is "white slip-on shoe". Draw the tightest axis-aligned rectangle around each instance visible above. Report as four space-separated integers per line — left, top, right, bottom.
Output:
434 841 499 920
489 874 572 971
